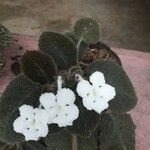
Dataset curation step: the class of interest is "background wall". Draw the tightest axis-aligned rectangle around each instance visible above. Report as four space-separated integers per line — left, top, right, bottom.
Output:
0 0 150 51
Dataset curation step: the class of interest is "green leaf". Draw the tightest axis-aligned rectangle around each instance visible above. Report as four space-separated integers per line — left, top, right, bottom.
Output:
64 32 88 60
39 32 77 70
46 130 96 150
0 24 13 48
0 53 5 70
0 74 42 144
87 60 137 113
46 130 71 150
0 140 7 150
21 51 57 85
73 18 100 44
97 113 135 150
21 141 47 150
11 62 21 76
69 98 101 137
77 137 97 150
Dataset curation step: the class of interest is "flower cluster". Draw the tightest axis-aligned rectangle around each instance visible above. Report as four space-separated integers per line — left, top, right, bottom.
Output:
13 71 116 141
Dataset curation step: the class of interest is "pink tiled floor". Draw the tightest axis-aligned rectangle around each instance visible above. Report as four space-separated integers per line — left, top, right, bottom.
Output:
0 34 150 150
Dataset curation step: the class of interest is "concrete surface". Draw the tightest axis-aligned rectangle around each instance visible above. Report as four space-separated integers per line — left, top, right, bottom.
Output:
0 0 150 52
0 34 150 149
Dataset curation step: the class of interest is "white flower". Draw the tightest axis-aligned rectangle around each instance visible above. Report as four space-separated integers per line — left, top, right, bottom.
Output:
39 76 79 127
76 71 116 114
13 105 49 141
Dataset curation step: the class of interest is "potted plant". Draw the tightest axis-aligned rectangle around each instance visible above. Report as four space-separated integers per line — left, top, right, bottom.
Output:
0 18 137 150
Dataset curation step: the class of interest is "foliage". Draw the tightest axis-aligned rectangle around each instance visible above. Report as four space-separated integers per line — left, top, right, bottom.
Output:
0 17 137 150
73 18 100 44
39 32 77 70
0 52 5 70
0 24 13 48
96 113 135 150
64 32 88 60
46 130 97 150
87 60 137 113
21 51 57 85
0 74 42 144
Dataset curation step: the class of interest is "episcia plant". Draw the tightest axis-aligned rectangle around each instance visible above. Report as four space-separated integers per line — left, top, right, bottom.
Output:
0 18 137 150
0 24 13 70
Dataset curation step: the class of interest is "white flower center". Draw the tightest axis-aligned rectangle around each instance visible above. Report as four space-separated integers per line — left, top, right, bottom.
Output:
30 119 36 127
56 105 63 111
88 86 102 98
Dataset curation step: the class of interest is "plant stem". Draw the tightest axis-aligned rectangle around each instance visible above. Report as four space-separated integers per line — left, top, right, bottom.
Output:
72 134 77 150
76 36 83 68
38 103 42 109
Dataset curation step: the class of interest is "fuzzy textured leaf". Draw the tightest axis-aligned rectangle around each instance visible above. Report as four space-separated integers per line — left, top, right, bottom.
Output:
0 24 13 48
77 137 97 150
21 51 57 85
64 32 88 60
11 62 21 76
0 74 42 144
97 113 135 150
39 32 77 70
69 98 101 137
87 60 137 113
46 130 96 150
21 141 47 150
73 18 100 44
0 140 7 150
46 130 71 150
0 53 5 70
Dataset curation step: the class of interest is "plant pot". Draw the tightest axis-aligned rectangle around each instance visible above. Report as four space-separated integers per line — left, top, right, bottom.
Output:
82 42 122 66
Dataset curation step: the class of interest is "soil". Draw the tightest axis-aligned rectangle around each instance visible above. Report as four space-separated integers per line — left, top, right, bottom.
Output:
82 42 122 65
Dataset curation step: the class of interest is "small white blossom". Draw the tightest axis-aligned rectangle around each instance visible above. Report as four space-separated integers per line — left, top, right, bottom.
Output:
76 71 116 114
13 105 49 141
40 76 79 127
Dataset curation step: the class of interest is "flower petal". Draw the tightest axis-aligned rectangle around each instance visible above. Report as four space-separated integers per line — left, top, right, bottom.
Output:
39 93 57 111
34 123 49 138
93 100 109 114
23 129 40 141
53 104 79 127
34 108 49 124
13 117 25 133
82 95 97 110
76 80 91 98
98 84 116 102
57 88 75 105
89 71 105 86
19 105 34 119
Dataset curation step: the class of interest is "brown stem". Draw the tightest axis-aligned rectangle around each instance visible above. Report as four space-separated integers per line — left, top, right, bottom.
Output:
72 134 77 150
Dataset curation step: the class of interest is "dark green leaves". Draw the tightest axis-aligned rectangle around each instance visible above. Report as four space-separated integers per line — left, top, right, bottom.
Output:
0 24 13 48
77 137 97 150
0 53 5 70
0 140 7 150
87 60 137 113
39 32 77 70
11 62 21 76
21 51 57 85
64 32 88 60
70 98 101 137
21 141 47 150
97 113 135 150
46 130 72 150
0 74 42 144
73 18 100 44
45 130 96 150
